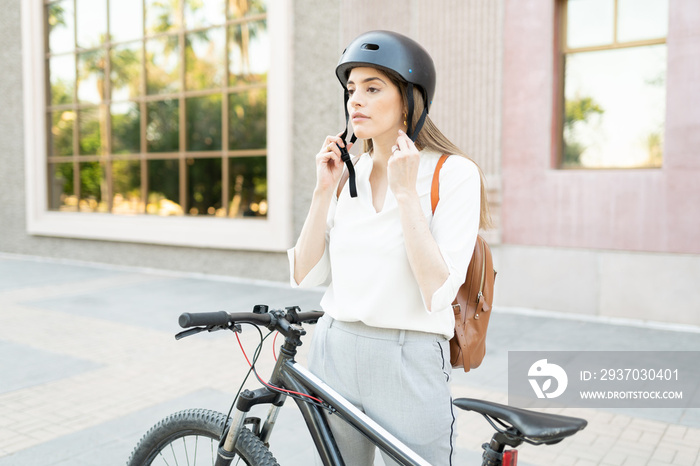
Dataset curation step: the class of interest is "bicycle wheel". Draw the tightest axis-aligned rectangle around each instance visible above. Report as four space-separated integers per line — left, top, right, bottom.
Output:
127 408 280 466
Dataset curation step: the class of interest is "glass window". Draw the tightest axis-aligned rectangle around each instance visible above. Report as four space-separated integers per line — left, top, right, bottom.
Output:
47 0 75 54
111 42 142 101
145 0 180 35
187 158 223 216
229 88 266 150
560 0 667 168
110 0 143 43
617 0 669 43
111 102 141 154
77 50 106 104
112 160 142 214
75 0 107 49
186 27 225 90
48 162 76 211
229 156 267 217
50 110 75 157
49 54 75 105
566 0 614 49
146 99 179 153
44 0 268 217
186 95 222 151
228 20 269 86
79 161 106 212
146 36 181 95
185 0 225 28
78 107 103 155
147 159 180 216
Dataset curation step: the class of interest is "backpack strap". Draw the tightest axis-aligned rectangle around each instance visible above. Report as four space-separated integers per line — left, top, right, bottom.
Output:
431 154 450 214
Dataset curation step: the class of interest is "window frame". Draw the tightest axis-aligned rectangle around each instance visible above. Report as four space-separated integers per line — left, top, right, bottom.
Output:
22 0 292 251
553 0 668 170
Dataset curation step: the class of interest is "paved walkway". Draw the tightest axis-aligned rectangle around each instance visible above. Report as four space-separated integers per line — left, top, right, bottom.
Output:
1 253 699 466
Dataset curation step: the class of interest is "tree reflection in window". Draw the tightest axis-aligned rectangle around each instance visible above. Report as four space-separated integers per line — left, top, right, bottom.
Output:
229 89 266 150
187 158 223 216
112 160 142 214
45 0 268 217
49 162 75 211
148 159 181 216
229 157 267 217
79 161 106 212
187 95 223 151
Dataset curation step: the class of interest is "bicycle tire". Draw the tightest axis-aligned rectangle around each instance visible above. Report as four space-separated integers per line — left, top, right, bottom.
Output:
127 408 280 466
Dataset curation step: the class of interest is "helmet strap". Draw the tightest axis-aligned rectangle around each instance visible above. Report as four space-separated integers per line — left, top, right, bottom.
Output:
406 83 415 139
340 89 358 198
405 83 428 141
413 106 428 141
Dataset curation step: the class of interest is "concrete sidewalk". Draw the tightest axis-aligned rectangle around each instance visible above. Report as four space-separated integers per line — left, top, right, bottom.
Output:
0 253 699 466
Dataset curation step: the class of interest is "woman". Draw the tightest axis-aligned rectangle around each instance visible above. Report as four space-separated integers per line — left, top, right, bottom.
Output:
288 30 491 465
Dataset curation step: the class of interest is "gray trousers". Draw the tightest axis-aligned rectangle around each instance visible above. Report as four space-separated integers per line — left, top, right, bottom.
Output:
308 315 456 466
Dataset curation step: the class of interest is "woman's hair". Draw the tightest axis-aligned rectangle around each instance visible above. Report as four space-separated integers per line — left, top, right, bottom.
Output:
361 73 493 230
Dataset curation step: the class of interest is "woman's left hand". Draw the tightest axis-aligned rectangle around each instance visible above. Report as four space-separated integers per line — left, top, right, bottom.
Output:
388 130 420 200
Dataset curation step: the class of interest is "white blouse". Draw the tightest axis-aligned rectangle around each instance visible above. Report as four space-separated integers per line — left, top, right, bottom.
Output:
288 149 481 339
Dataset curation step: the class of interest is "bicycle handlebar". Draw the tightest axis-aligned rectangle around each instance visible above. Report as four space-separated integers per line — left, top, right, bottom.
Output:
178 309 324 330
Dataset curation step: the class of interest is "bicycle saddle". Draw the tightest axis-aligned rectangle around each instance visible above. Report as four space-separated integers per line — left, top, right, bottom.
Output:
453 398 587 444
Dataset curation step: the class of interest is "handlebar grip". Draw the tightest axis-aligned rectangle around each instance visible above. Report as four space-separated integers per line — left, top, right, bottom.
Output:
179 311 230 328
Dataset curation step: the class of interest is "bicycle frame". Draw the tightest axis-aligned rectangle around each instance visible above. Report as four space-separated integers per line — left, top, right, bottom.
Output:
220 329 432 466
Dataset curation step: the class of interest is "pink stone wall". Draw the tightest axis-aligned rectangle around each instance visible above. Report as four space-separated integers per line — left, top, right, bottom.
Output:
501 0 700 254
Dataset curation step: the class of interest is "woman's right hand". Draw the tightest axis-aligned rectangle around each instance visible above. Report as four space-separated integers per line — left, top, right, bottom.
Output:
315 133 352 194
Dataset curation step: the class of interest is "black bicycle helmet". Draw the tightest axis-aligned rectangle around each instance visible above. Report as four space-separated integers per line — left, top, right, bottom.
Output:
335 30 437 198
336 30 436 114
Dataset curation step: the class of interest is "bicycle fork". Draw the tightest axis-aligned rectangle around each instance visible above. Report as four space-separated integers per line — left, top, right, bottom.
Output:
216 386 287 465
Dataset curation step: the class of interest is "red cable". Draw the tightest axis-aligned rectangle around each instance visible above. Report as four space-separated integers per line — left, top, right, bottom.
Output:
235 332 324 405
273 332 279 361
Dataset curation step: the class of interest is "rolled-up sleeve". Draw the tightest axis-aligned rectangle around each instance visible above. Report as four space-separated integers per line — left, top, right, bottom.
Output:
428 156 481 312
288 194 337 288
287 244 330 288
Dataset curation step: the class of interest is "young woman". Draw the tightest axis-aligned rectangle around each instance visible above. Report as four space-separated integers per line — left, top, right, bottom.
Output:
288 30 491 465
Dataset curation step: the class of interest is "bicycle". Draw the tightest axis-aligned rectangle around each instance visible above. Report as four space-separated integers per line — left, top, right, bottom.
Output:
127 305 587 466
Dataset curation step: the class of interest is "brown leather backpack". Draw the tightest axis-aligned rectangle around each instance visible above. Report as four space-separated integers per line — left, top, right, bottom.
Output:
431 155 496 372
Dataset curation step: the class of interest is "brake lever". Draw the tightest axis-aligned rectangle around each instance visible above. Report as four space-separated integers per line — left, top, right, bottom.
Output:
222 323 243 334
175 327 207 340
175 322 241 341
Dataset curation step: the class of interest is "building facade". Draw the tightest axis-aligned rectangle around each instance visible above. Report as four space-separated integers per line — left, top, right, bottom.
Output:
1 0 698 325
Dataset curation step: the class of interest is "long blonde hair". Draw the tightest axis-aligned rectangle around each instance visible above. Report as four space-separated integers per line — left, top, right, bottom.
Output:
362 76 493 230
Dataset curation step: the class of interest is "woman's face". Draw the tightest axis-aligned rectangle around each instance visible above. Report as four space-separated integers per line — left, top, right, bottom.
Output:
346 67 404 144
